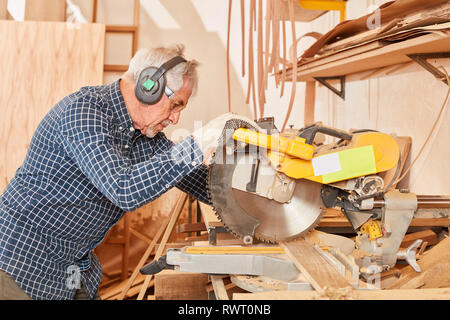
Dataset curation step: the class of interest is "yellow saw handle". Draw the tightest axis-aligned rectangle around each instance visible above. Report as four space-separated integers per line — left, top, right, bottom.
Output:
232 128 315 160
233 128 399 184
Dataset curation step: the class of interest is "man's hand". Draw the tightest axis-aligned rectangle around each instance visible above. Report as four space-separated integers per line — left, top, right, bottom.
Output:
192 112 236 163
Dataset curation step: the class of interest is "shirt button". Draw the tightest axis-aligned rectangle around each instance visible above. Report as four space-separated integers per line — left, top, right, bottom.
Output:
125 145 129 149
191 161 197 166
130 127 135 132
119 126 123 130
166 184 170 188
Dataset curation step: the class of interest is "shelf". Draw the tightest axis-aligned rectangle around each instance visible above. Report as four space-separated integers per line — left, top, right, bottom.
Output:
280 32 450 82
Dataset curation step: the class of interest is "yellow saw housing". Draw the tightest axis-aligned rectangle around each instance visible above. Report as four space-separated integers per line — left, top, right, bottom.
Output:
233 128 399 184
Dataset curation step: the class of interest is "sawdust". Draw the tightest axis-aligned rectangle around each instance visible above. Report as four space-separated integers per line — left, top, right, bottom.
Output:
312 286 354 300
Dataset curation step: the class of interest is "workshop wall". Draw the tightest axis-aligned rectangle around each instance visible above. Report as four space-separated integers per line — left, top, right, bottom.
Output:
11 0 447 196
67 0 449 194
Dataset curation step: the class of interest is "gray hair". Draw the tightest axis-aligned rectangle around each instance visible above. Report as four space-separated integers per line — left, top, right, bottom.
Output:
123 44 199 95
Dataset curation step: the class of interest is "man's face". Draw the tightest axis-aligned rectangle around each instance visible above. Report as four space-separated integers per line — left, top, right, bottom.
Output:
136 77 193 138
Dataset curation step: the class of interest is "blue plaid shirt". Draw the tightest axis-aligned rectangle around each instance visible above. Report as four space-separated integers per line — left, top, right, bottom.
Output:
0 80 210 300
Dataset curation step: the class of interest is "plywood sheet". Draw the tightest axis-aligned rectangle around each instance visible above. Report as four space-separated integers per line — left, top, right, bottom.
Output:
0 21 104 192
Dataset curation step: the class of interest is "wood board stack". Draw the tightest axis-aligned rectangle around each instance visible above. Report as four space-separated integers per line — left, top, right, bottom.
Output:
278 1 450 82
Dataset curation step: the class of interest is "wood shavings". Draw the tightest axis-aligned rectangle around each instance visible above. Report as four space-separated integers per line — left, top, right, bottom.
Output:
313 286 354 300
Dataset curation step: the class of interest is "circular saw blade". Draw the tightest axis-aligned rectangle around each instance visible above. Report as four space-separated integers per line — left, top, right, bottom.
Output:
209 146 324 243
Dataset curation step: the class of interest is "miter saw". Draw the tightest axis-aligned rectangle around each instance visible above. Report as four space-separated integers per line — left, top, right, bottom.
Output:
141 116 449 284
205 116 448 275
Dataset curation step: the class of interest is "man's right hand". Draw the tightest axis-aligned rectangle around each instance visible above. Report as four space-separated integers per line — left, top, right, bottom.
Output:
191 112 235 163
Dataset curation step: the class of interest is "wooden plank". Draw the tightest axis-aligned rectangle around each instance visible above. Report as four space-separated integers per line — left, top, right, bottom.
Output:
176 222 207 233
400 230 437 249
297 41 384 74
210 275 230 300
233 288 450 300
280 239 351 292
0 21 104 194
154 270 208 300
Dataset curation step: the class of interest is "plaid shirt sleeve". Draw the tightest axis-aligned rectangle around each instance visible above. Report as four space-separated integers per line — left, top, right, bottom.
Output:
149 134 212 205
58 97 204 212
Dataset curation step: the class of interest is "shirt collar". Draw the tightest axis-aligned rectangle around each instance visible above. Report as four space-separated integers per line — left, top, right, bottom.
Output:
108 79 137 135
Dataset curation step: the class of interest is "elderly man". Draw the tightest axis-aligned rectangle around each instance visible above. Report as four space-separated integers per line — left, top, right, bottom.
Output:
0 44 232 300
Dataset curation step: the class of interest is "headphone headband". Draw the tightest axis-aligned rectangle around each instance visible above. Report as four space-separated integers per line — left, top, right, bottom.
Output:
150 56 187 83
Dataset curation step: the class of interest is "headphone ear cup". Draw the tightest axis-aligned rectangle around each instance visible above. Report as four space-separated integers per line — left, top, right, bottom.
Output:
135 67 167 105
